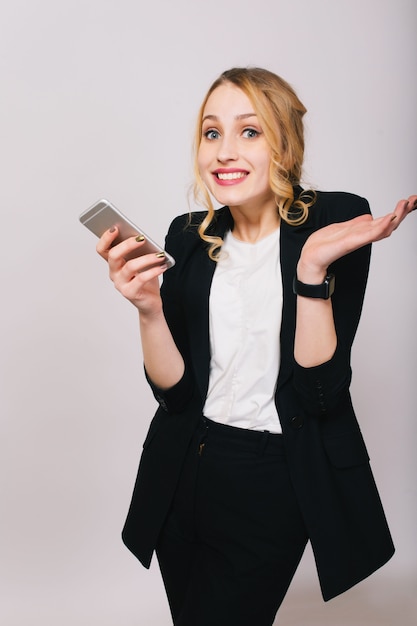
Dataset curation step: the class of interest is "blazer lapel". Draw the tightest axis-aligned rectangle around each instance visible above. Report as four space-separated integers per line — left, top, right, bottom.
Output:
184 207 234 402
277 221 297 391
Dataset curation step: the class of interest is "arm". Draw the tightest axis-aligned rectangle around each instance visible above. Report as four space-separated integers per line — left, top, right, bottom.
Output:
96 228 185 390
294 195 416 368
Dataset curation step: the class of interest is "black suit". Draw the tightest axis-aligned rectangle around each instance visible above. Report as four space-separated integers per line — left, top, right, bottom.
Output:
122 190 394 601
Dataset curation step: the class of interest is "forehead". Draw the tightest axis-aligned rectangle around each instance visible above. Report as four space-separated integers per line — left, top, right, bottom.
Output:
202 83 255 118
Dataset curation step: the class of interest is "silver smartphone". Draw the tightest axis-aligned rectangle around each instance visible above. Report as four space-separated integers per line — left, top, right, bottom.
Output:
79 199 175 268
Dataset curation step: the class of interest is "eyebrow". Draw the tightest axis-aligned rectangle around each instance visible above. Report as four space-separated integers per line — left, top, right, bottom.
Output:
202 113 257 123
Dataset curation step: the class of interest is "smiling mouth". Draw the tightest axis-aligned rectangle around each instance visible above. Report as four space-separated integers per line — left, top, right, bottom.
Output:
216 171 248 180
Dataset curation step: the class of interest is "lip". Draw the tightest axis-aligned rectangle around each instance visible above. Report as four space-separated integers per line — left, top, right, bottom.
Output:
212 168 249 186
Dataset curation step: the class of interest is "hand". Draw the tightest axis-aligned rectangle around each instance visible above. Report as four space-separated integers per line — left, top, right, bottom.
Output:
96 227 168 316
298 195 417 283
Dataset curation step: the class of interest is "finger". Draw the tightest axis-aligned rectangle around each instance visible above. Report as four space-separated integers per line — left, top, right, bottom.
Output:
391 195 417 220
96 226 119 259
389 196 416 231
115 262 167 300
407 194 417 212
107 235 148 270
119 251 169 281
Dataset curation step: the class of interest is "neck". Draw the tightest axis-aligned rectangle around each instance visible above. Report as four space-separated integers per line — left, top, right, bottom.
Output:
229 203 280 243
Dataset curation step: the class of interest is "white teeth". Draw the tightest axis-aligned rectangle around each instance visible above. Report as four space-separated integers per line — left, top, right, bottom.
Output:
217 171 247 180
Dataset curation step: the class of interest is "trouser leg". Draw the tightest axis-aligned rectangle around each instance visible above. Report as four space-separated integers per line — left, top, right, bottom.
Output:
156 418 308 626
156 419 206 620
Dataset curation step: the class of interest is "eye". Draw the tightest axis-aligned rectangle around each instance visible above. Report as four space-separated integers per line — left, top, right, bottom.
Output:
203 129 220 140
242 128 260 139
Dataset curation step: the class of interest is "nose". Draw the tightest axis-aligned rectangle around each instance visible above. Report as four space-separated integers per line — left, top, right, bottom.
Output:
216 134 238 163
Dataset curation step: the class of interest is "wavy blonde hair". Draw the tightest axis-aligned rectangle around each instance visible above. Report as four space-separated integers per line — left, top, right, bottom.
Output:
192 67 315 260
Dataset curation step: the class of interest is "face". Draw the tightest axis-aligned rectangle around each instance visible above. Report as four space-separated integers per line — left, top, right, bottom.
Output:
197 83 275 214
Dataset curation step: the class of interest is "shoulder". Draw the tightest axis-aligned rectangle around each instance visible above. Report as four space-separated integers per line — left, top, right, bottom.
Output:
163 211 205 255
167 206 232 233
310 191 371 227
165 206 232 253
161 208 230 290
167 210 206 235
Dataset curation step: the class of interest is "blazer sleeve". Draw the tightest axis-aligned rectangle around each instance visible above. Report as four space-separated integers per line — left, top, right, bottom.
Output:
144 214 196 414
292 194 372 415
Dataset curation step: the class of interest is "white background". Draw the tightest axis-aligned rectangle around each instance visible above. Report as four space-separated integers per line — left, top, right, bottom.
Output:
0 0 416 624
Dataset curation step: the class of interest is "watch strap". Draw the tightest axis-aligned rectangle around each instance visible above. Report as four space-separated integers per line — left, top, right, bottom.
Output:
293 273 335 299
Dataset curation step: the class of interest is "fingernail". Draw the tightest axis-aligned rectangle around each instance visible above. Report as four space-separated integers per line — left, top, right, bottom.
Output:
390 214 397 221
155 252 166 258
109 226 116 233
135 235 145 242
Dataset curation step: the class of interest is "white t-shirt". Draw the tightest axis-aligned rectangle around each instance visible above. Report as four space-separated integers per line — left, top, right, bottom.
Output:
203 228 283 434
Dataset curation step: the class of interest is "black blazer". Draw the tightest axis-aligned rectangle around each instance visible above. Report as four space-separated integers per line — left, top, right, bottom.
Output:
122 190 394 601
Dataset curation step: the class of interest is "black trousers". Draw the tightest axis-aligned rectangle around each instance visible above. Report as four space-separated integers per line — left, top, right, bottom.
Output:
156 417 308 626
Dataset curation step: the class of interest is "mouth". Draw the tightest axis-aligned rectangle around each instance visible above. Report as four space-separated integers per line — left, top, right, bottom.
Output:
213 169 249 184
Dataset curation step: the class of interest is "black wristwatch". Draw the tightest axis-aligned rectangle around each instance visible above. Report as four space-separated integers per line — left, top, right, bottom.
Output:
293 273 335 299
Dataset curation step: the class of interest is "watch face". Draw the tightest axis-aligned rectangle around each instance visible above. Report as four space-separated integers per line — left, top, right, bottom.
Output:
325 274 336 298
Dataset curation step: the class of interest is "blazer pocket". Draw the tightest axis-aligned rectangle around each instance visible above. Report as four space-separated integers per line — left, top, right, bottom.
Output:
323 430 370 469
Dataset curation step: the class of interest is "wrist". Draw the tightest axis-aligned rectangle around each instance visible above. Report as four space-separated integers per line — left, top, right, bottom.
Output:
296 259 327 285
138 306 164 325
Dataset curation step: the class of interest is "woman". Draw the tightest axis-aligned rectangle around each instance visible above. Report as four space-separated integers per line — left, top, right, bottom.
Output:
97 67 416 625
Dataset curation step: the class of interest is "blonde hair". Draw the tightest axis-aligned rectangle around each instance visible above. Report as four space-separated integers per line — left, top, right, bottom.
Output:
192 67 315 260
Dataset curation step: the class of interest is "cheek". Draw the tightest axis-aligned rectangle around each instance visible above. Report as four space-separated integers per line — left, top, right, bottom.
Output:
197 146 204 169
259 154 272 180
197 149 211 182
